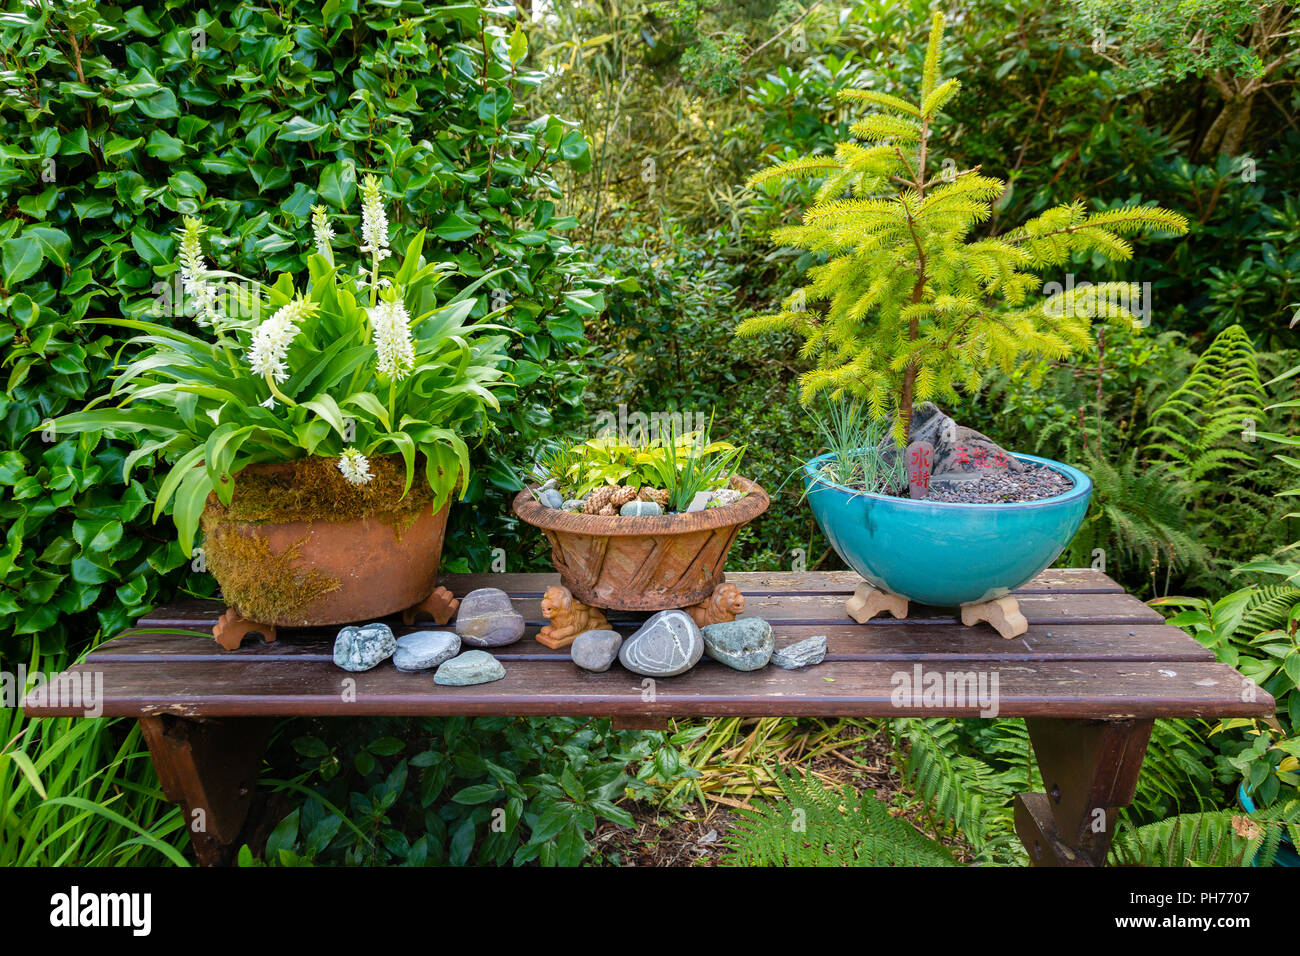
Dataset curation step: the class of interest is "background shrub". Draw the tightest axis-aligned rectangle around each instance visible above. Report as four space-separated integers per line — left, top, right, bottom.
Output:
0 0 607 661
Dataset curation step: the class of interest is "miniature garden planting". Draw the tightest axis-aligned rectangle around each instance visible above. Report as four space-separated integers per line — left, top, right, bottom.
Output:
4 0 1300 870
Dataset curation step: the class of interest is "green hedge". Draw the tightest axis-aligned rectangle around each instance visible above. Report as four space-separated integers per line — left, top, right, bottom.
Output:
0 0 604 659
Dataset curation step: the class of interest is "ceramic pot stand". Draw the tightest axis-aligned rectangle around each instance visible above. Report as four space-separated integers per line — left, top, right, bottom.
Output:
845 581 1029 639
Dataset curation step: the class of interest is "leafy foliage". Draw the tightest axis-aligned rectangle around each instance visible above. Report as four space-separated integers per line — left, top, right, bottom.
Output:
807 396 906 494
536 425 744 508
255 716 699 867
1109 803 1300 866
0 0 603 661
1063 451 1209 585
51 193 512 554
1144 325 1265 484
719 765 956 866
893 717 1028 864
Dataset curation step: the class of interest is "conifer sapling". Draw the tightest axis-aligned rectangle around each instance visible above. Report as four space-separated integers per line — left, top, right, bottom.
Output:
739 13 1190 443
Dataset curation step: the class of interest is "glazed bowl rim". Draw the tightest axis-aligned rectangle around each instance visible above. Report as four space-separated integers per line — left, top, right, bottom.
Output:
802 450 1092 511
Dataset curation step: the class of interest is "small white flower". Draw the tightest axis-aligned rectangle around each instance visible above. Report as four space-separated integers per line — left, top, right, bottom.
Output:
176 216 220 327
337 447 373 485
358 174 391 264
310 205 334 263
369 299 415 380
259 395 277 409
247 297 316 383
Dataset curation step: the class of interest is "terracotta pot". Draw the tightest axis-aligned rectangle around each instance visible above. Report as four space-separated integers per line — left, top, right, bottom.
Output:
202 459 450 627
512 476 768 611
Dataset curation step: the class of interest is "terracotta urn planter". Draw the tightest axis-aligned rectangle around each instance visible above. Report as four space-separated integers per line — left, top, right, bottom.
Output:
201 455 458 649
512 476 769 647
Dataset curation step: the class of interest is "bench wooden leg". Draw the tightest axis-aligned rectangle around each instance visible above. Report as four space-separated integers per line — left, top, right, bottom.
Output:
1015 717 1153 867
138 715 272 867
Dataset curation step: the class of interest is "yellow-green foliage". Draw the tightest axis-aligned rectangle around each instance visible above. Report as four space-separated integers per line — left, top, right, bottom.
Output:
740 12 1190 441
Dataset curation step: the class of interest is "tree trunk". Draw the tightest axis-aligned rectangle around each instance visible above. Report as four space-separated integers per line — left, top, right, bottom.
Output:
1198 91 1256 160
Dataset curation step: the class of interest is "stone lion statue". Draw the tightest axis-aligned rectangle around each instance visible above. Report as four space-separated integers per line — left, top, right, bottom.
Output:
537 585 609 649
685 582 745 628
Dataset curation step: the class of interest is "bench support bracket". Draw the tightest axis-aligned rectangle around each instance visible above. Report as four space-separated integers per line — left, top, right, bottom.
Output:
138 715 273 867
1016 717 1154 866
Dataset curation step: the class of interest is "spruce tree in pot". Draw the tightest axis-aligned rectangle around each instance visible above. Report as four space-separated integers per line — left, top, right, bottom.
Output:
740 14 1189 635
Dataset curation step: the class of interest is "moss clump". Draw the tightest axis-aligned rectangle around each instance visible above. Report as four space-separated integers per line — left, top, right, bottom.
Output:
209 454 435 525
203 526 341 625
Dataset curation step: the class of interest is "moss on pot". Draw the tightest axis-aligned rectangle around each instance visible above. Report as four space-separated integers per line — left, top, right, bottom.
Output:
203 527 342 625
207 454 436 525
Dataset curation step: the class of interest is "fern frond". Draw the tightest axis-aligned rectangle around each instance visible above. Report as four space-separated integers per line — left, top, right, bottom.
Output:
719 765 957 866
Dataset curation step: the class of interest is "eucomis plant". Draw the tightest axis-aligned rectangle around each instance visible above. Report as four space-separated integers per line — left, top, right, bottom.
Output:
740 12 1190 442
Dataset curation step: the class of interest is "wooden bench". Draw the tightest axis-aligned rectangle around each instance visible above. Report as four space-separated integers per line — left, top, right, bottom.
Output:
23 569 1273 866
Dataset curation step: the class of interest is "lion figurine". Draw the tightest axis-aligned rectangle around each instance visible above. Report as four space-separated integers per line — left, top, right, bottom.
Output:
537 585 610 649
684 582 744 628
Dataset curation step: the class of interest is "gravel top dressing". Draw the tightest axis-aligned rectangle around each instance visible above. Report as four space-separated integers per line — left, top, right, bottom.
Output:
924 463 1074 504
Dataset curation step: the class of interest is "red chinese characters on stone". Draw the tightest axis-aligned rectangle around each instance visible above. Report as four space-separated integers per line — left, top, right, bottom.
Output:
906 440 934 499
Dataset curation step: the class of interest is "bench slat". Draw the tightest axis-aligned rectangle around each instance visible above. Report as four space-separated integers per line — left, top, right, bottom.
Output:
435 567 1122 597
134 589 1161 630
89 622 1214 665
24 658 1268 720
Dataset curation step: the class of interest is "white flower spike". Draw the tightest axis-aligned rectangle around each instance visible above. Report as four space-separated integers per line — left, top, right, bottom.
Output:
369 299 416 380
176 216 220 327
359 175 390 264
310 204 335 265
337 447 373 485
248 296 317 384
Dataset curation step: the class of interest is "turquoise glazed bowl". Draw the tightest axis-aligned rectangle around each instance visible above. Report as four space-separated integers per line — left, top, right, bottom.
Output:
803 452 1092 607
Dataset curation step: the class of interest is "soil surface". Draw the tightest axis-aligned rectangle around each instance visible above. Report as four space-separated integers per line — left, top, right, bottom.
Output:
924 462 1074 503
832 461 1074 504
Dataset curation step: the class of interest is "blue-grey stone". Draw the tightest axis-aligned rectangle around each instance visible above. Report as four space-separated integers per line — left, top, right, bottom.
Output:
455 587 525 647
434 650 506 686
393 630 460 672
538 488 564 509
618 610 703 677
333 622 396 672
571 629 623 672
562 498 585 512
620 500 662 516
701 617 774 671
771 634 827 670
686 491 712 513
